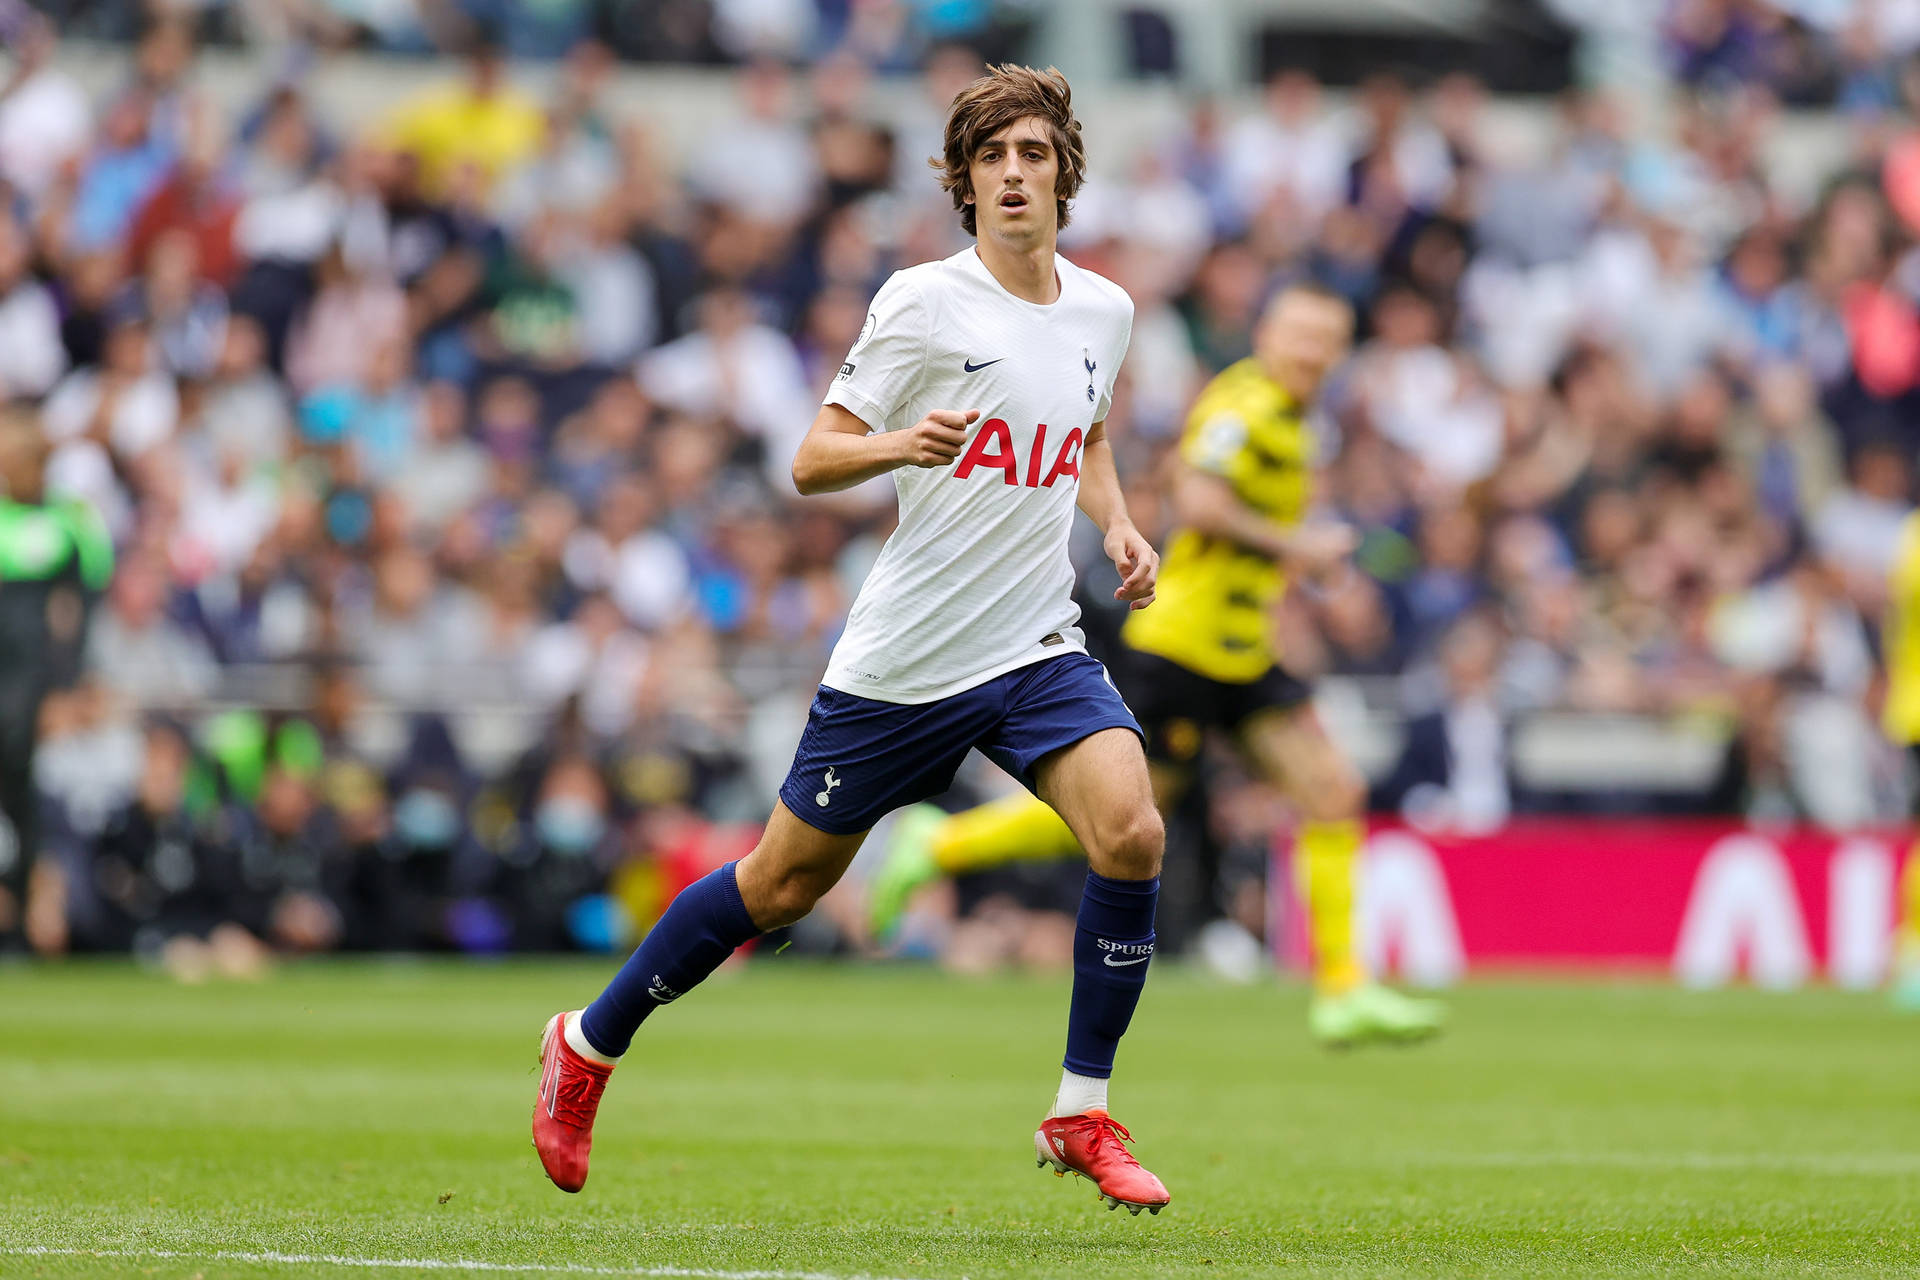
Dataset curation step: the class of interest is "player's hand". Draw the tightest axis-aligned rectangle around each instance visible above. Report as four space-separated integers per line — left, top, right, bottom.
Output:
1286 522 1359 579
898 410 978 468
1106 521 1158 610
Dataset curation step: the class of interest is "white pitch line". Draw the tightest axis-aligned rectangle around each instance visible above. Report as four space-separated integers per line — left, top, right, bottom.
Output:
1414 1151 1920 1175
0 1246 930 1280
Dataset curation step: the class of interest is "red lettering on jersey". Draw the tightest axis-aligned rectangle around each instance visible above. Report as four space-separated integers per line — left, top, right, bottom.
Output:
953 418 1018 485
1040 427 1084 487
1025 423 1051 487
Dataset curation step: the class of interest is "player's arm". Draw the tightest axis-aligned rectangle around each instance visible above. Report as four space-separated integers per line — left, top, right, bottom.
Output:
1169 461 1355 578
1077 419 1157 610
799 273 982 495
791 404 980 494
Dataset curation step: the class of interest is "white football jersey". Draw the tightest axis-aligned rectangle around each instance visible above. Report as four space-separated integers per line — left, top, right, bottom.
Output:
819 246 1133 704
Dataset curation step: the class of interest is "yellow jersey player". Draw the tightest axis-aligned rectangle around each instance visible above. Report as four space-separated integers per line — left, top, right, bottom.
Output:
1884 511 1920 1008
869 282 1446 1047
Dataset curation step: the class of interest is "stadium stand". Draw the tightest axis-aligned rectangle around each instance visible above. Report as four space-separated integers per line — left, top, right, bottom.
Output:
5 0 1920 963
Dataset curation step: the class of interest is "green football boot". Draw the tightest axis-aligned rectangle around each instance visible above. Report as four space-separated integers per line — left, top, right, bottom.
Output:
868 804 948 941
1309 982 1448 1048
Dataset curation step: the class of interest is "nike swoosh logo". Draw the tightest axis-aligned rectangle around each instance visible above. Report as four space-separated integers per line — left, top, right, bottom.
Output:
963 358 1004 373
1103 953 1151 968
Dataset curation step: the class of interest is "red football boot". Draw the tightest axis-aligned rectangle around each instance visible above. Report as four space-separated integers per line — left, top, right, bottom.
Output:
1034 1111 1171 1215
532 1012 615 1192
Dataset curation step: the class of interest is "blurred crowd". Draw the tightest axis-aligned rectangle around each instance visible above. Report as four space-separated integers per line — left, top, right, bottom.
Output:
41 0 1043 64
9 2 1920 966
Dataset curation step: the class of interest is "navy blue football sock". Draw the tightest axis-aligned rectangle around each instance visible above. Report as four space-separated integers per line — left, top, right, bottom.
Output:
579 861 760 1058
1063 870 1159 1079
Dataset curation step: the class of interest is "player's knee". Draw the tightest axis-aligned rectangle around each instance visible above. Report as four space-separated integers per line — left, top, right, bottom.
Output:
1095 804 1164 880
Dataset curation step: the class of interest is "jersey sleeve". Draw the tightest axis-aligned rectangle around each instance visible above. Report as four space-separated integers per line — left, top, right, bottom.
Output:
823 272 927 432
1178 394 1256 487
1094 301 1132 422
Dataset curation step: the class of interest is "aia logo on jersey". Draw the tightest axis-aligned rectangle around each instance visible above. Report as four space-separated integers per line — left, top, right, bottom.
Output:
952 419 1082 488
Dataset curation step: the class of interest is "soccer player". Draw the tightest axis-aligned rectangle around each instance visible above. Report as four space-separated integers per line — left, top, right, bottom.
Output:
867 282 1447 1048
1884 510 1920 1007
534 65 1173 1214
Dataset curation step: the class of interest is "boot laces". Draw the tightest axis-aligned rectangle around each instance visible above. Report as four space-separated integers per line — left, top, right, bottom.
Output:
551 1056 610 1127
1070 1113 1136 1162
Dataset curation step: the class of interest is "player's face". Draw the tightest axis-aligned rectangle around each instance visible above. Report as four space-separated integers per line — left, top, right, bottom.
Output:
1257 291 1354 402
967 117 1058 245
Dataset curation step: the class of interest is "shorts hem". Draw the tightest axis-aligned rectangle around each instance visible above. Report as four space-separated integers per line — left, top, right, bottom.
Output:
776 792 875 837
1007 715 1147 782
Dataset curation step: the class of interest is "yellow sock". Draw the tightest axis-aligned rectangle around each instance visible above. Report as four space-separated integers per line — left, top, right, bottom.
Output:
930 792 1082 875
1899 840 1920 965
1297 819 1365 995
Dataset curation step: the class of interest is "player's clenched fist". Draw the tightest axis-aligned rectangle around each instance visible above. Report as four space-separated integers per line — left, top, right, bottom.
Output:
898 409 979 467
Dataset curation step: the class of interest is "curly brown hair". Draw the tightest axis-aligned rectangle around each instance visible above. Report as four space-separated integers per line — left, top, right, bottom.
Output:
931 64 1086 238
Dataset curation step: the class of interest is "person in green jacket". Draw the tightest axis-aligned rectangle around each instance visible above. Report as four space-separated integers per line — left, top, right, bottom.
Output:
0 412 112 949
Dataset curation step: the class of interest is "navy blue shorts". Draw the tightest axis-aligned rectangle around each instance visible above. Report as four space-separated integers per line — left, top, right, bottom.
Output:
778 652 1144 835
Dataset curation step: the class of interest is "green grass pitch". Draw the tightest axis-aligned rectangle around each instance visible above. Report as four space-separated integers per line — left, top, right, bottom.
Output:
4 959 1920 1278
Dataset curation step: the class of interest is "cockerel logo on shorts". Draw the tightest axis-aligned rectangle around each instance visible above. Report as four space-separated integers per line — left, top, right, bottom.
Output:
815 768 842 807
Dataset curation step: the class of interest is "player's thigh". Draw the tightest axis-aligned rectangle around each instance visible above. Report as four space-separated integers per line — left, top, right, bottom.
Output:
1032 727 1164 880
1238 701 1366 824
735 801 871 929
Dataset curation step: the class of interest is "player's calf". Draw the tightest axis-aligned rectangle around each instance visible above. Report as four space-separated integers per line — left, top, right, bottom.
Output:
734 853 842 930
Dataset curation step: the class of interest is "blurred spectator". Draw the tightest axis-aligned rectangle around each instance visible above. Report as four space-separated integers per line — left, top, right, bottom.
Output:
139 229 229 379
86 553 221 705
391 379 489 530
1815 437 1912 602
1221 69 1347 232
126 106 241 289
300 335 422 474
1726 361 1842 533
0 213 67 398
286 243 409 395
380 33 544 198
556 197 658 367
563 474 693 630
523 592 651 737
73 719 269 978
64 91 173 254
495 752 621 950
342 543 473 701
640 288 814 491
0 14 89 206
687 60 821 225
226 762 344 953
1376 610 1514 832
43 308 180 463
194 316 293 469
